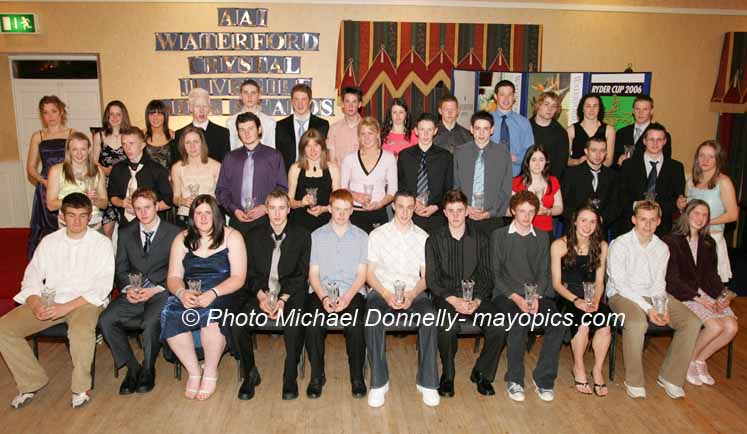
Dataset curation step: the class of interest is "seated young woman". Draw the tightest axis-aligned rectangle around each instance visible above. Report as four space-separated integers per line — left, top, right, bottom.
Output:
663 199 738 386
551 204 613 396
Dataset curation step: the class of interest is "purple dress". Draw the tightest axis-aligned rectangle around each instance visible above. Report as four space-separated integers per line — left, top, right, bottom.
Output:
27 135 66 259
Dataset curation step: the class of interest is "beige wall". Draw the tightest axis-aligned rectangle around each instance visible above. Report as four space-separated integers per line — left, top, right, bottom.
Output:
1 2 746 171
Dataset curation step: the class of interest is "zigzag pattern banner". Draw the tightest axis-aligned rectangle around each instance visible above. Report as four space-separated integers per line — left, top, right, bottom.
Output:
711 32 747 113
336 21 542 108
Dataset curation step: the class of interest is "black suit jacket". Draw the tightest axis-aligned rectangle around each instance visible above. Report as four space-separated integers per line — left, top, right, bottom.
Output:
613 124 672 168
619 155 685 235
115 219 180 290
241 222 311 301
108 154 174 225
561 162 620 231
662 233 724 302
275 114 330 172
175 121 230 162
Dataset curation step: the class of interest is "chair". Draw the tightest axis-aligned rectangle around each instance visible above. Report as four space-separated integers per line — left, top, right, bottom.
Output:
31 323 96 389
608 323 734 381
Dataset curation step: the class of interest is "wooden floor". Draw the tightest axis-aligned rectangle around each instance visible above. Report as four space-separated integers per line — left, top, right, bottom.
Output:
2 300 746 434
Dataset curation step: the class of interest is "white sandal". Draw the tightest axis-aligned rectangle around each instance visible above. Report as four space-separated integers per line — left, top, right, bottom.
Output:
196 376 218 401
10 392 35 409
185 375 202 400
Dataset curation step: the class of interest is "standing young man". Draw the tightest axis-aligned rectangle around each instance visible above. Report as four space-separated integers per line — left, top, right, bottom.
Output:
614 95 672 167
432 95 472 154
226 79 277 150
530 91 569 180
491 80 534 176
327 86 363 166
276 83 330 172
174 87 230 162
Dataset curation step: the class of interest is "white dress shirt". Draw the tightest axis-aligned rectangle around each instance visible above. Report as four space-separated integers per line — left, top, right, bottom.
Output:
226 109 276 150
368 220 428 292
644 153 663 177
193 120 209 130
16 228 115 307
606 229 670 312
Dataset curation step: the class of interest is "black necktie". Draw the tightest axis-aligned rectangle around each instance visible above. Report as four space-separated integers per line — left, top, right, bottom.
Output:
143 231 154 254
646 161 658 193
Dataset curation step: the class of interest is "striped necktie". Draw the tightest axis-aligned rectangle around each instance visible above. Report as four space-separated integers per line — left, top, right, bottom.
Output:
416 151 429 195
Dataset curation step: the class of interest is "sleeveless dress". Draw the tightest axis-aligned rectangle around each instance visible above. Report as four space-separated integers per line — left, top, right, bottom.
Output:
557 253 614 340
160 248 239 345
98 134 127 225
27 132 67 259
146 142 174 170
687 180 732 282
175 163 218 219
56 170 103 228
382 130 417 158
292 168 332 232
571 122 607 159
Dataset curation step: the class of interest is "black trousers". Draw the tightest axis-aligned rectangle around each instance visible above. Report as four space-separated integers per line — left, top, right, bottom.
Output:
350 208 389 233
228 215 268 237
98 290 168 370
494 296 566 389
467 217 506 236
434 297 506 382
304 292 366 382
413 213 447 235
231 293 306 384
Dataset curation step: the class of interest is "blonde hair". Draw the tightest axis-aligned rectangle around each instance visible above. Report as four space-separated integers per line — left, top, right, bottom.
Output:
357 116 381 148
188 88 210 110
62 132 97 183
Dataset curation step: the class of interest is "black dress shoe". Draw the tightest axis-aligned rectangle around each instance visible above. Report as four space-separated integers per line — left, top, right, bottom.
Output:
470 370 495 396
119 367 140 395
282 380 299 400
306 377 326 399
351 380 367 398
136 368 155 394
438 379 455 397
238 370 261 400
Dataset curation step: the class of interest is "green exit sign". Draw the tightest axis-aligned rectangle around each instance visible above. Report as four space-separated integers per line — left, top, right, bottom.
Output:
1 13 38 34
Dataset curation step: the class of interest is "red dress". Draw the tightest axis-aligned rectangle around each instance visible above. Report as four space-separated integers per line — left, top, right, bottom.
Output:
511 176 560 232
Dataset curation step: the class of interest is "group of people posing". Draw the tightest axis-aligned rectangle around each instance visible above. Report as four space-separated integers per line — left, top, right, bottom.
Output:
2 79 738 410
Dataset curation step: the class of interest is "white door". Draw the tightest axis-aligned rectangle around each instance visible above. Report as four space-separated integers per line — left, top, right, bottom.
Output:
8 56 101 227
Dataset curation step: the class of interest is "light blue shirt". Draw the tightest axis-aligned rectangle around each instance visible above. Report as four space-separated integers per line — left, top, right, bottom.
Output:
310 222 368 296
491 110 534 176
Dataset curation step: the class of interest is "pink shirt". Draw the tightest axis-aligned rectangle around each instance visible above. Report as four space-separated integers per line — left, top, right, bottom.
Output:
341 149 398 207
327 118 360 167
382 130 417 158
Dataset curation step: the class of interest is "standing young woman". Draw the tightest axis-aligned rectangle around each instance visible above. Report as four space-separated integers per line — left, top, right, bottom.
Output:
511 145 563 235
144 99 176 169
26 95 73 258
46 132 108 229
664 200 738 386
171 127 221 227
287 129 340 232
341 117 397 233
381 98 417 158
567 95 615 167
551 205 613 396
93 100 132 237
679 140 738 283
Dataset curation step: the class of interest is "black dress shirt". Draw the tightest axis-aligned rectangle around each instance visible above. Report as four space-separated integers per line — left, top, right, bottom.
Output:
432 122 472 154
530 117 569 180
425 224 493 301
561 161 620 231
398 144 453 232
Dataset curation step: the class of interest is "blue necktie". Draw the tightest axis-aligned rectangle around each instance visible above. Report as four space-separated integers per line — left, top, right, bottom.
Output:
500 114 511 152
472 149 485 198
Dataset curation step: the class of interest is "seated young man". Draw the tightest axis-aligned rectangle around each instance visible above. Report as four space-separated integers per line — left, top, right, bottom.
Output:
607 200 701 399
304 189 368 399
427 189 505 398
491 190 566 402
98 188 180 395
231 189 311 401
365 191 439 408
0 193 114 408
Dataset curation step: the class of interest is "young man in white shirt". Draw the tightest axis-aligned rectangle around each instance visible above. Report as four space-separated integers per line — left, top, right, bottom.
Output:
0 193 114 409
226 79 277 150
607 200 701 399
365 191 439 408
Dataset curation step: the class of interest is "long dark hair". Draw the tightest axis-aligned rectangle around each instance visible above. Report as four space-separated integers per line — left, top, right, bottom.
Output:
381 98 412 143
144 100 172 142
563 204 604 272
672 199 714 247
102 100 132 136
520 144 551 189
184 195 225 251
576 94 605 122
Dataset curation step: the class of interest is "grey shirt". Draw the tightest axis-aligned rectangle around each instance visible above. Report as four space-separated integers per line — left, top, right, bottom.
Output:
453 140 513 218
310 222 369 296
490 223 551 300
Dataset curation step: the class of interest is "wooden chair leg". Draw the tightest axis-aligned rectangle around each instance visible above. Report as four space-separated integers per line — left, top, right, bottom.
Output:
726 341 733 379
175 361 182 380
135 334 143 350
